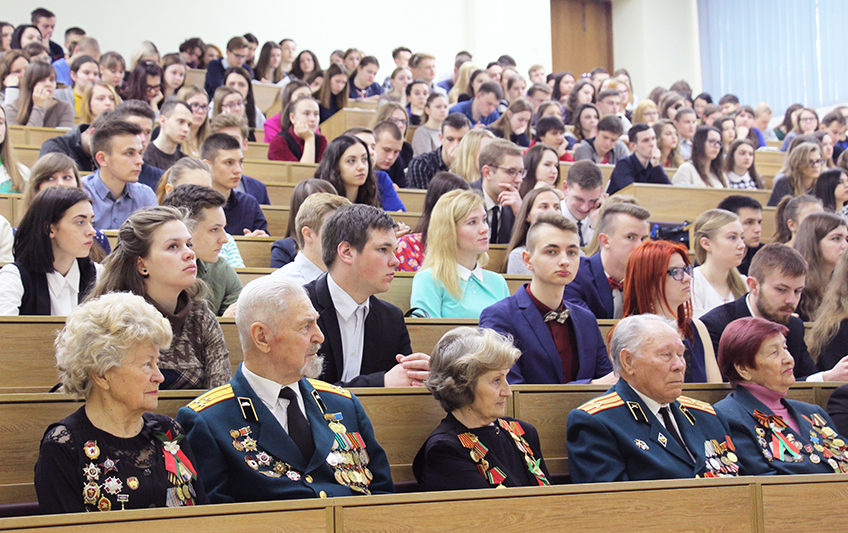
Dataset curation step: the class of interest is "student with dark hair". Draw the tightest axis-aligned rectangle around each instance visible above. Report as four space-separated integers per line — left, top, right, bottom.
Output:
531 115 574 161
10 24 42 51
725 138 763 190
449 80 501 127
144 100 191 170
40 111 108 173
290 49 320 82
719 94 740 115
317 62 349 123
121 60 163 109
208 114 269 205
179 37 205 69
560 160 603 247
408 113 472 189
349 56 382 100
270 178 337 268
268 96 325 163
672 126 727 187
30 8 62 61
204 36 252 97
734 105 766 148
200 133 267 236
223 66 264 130
573 115 629 165
253 41 283 83
564 79 595 125
607 123 670 195
411 93 449 157
160 53 187 103
98 50 126 91
82 119 158 230
717 195 765 276
373 120 408 186
472 139 524 244
314 134 380 207
52 54 99 115
162 184 242 316
278 38 297 76
0 187 101 315
4 61 73 127
487 97 532 147
673 107 698 160
111 100 166 190
693 92 712 120
382 46 412 91
813 168 848 215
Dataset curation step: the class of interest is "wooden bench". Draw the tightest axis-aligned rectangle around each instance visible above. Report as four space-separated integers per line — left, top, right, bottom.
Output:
561 161 614 186
251 82 282 115
184 68 205 89
244 142 271 160
12 145 40 167
0 193 23 225
319 108 377 143
8 126 63 147
261 180 427 213
260 205 419 238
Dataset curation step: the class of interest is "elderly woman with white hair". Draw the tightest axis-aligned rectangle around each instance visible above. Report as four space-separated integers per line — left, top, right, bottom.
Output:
34 293 208 514
412 327 551 490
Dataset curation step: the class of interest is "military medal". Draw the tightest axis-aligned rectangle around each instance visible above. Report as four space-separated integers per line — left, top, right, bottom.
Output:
658 433 668 447
232 439 245 452
242 437 258 451
103 477 123 495
84 440 100 460
127 477 139 490
256 451 272 467
83 482 100 504
286 470 301 481
274 461 290 475
97 496 111 512
99 457 119 474
634 439 649 451
325 412 347 434
117 494 129 510
810 454 821 464
245 456 259 470
83 463 100 481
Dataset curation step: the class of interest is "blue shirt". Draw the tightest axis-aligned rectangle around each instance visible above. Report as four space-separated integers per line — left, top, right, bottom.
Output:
52 58 71 86
82 171 159 231
449 100 500 126
410 266 509 319
376 171 405 212
138 163 165 191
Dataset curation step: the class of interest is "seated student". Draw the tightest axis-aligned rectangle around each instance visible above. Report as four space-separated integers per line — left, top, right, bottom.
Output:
262 79 312 142
177 84 210 158
208 113 269 205
451 128 496 182
177 275 393 503
486 97 532 147
780 107 819 152
79 81 119 125
271 179 337 268
223 66 265 131
111 100 167 190
154 156 245 268
700 243 848 382
98 50 127 93
380 65 412 107
4 62 73 128
162 184 242 316
566 314 737 483
81 119 158 230
397 172 471 272
410 189 509 319
471 139 525 244
775 194 823 246
821 110 847 161
160 53 187 102
179 37 205 70
815 130 837 168
482 212 614 383
691 209 748 319
408 113 471 189
596 88 630 133
504 185 566 269
121 60 164 110
573 115 629 165
204 36 252 97
733 105 766 148
716 115 738 152
792 212 848 322
143 100 192 171
606 123 671 195
372 120 408 188
518 145 562 197
564 201 650 319
810 248 848 372
717 195 764 276
725 139 764 189
653 119 683 168
201 133 268 236
268 96 326 163
51 28 88 85
768 142 823 206
53 55 99 116
449 81 501 127
529 115 575 162
0 187 102 315
29 8 61 61
304 204 431 387
348 56 382 100
412 93 449 157
719 93 740 115
89 206 232 389
272 193 350 285
369 103 414 168
814 167 848 217
317 63 349 123
344 128 405 212
0 106 29 193
526 82 553 112
560 160 603 248
632 99 659 126
622 240 720 383
405 79 430 126
672 126 728 188
672 107 698 160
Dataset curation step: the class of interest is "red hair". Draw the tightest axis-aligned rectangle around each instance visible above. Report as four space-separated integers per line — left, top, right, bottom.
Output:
717 317 788 384
622 240 692 337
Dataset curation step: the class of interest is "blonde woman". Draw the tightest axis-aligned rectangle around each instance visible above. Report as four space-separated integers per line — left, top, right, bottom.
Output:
808 247 848 371
632 99 659 126
0 105 28 192
486 97 533 147
450 129 496 182
768 142 824 206
691 209 748 318
448 62 479 104
410 189 509 318
176 85 209 157
78 81 120 124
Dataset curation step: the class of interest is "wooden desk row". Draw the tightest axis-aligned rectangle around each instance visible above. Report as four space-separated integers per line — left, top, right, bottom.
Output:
0 383 842 510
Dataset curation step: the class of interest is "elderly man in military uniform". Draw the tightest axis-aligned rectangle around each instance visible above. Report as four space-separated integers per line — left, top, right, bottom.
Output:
566 314 741 482
177 275 393 502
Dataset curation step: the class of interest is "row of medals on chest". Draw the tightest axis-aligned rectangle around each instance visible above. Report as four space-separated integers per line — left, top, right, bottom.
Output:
230 415 374 489
81 440 194 511
758 418 848 471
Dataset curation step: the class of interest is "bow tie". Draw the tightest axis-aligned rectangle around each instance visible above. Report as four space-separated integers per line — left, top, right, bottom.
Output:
608 276 624 292
544 309 570 323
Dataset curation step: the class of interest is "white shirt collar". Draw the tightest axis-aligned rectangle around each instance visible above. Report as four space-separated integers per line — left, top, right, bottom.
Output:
242 364 300 409
631 386 667 419
294 252 324 280
327 272 370 320
457 262 484 282
46 259 80 299
745 293 759 318
483 187 497 211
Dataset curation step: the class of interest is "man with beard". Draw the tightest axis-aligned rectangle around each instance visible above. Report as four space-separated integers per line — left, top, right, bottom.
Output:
701 244 848 381
178 275 394 502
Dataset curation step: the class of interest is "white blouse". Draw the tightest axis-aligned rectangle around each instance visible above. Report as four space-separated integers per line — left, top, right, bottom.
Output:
0 261 104 316
691 266 736 319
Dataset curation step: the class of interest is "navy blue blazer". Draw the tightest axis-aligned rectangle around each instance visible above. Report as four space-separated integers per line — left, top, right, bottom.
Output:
241 175 270 205
204 59 254 97
715 385 848 475
177 366 393 503
563 252 615 320
479 286 611 384
566 379 738 483
469 179 515 244
827 383 848 437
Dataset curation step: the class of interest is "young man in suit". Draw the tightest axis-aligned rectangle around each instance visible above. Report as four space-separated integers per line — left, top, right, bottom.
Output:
209 114 270 205
471 138 523 244
560 160 604 248
303 204 430 387
204 36 253 97
480 213 614 384
564 202 651 319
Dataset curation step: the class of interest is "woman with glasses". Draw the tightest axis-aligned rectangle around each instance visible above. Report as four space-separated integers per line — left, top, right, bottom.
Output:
672 126 727 187
176 85 209 157
781 107 820 152
121 60 163 110
410 189 509 318
622 240 721 383
690 209 748 318
223 67 264 132
211 86 255 141
768 142 824 206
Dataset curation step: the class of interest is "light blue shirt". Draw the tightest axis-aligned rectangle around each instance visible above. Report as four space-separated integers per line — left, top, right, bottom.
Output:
411 264 509 319
82 171 158 231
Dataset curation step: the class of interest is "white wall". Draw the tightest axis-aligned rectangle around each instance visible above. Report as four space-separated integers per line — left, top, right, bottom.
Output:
4 0 552 82
612 0 702 100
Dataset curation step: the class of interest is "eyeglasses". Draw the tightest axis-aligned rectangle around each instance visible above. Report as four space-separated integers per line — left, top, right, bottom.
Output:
189 102 209 112
667 265 694 282
146 85 162 93
221 101 245 110
232 52 248 60
492 166 527 179
799 116 817 123
389 117 408 127
706 139 722 147
808 159 825 167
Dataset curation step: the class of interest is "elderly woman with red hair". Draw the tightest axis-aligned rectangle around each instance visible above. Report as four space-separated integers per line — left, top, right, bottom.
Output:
621 240 720 383
714 317 848 475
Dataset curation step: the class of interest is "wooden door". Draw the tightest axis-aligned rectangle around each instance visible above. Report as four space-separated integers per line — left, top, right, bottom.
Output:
550 0 614 76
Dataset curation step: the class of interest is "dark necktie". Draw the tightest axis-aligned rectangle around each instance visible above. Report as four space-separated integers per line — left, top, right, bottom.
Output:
576 219 585 247
608 276 624 292
490 205 500 243
659 406 690 460
279 387 315 461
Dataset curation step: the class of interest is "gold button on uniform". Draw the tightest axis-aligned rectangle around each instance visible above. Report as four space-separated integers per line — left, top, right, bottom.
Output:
305 475 313 483
319 490 327 498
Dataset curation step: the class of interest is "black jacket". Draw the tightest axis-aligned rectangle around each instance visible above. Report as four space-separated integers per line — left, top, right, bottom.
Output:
40 125 95 172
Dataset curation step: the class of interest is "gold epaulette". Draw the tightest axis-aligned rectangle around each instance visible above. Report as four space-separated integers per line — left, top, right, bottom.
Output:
186 384 234 412
307 378 352 399
677 395 716 415
578 392 624 415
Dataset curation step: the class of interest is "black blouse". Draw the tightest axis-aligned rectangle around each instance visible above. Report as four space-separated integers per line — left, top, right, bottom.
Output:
412 413 550 491
35 406 208 514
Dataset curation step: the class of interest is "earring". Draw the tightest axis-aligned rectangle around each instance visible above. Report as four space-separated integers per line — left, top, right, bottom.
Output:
141 269 149 279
